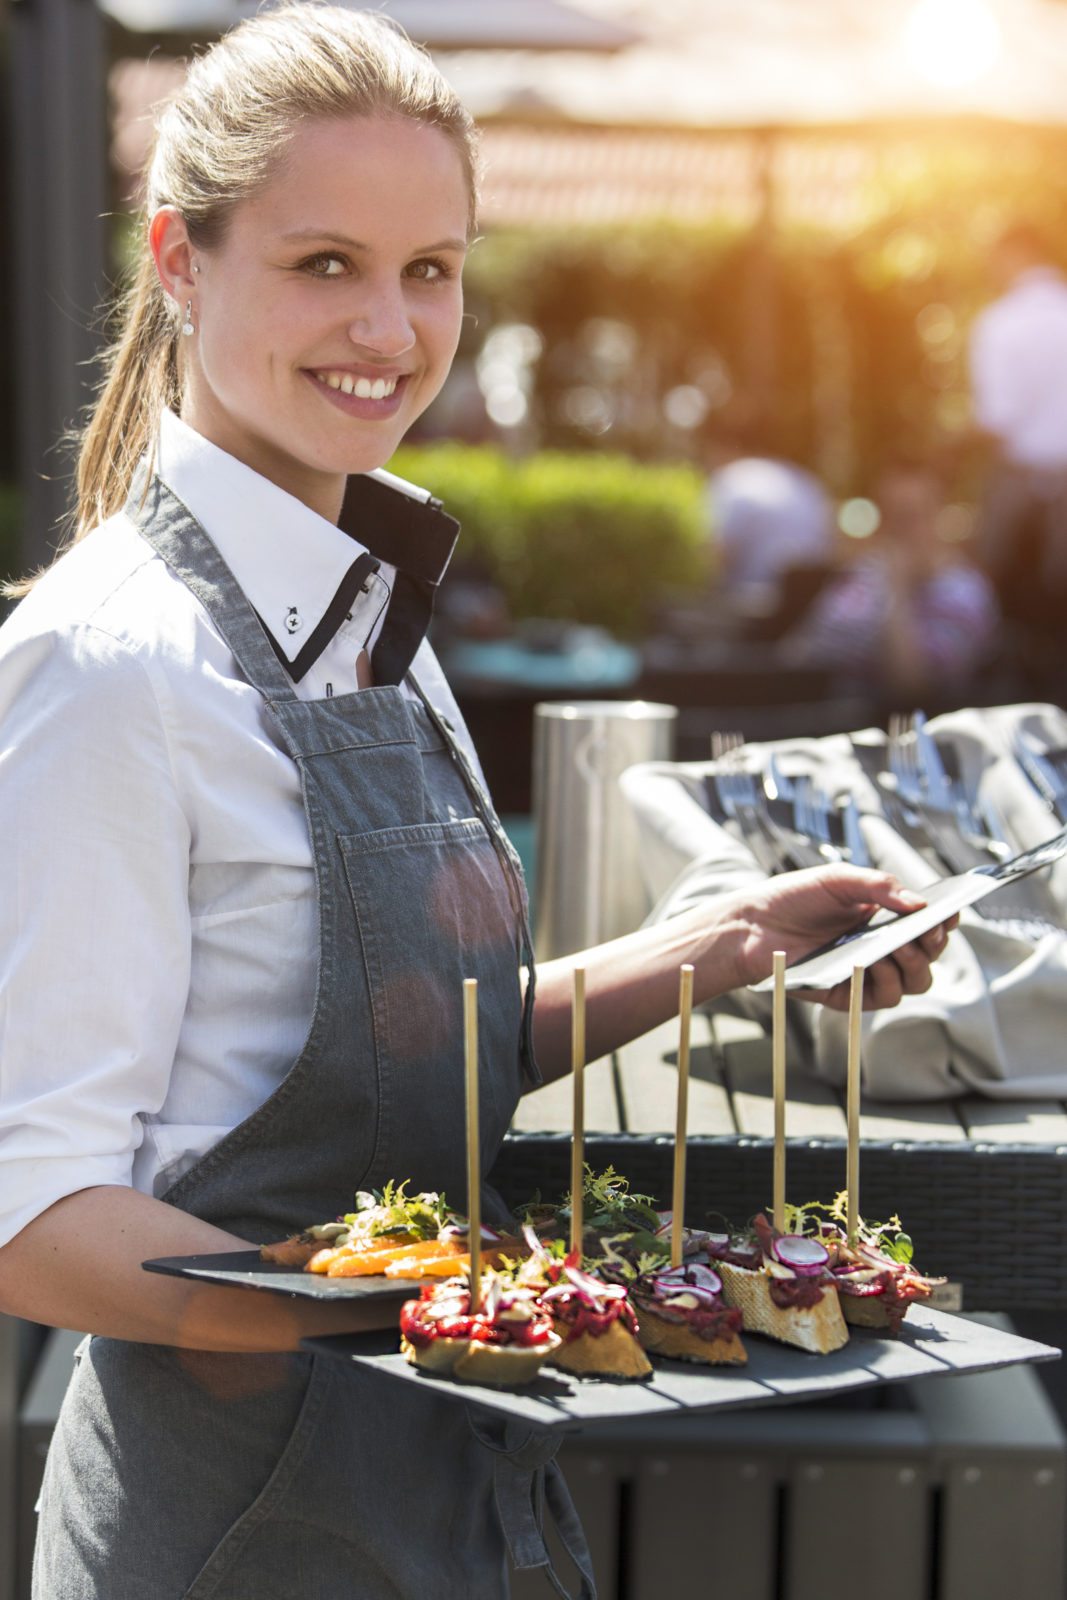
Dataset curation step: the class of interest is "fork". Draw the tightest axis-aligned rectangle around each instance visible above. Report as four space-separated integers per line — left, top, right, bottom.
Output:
714 756 786 875
1013 729 1067 821
886 713 1003 870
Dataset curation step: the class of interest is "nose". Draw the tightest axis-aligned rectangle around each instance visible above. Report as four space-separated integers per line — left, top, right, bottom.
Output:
346 283 416 359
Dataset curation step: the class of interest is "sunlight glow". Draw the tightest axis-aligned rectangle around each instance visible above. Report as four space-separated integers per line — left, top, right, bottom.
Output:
905 0 1002 90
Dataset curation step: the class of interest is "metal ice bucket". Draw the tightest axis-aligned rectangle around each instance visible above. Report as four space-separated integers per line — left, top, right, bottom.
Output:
532 700 677 959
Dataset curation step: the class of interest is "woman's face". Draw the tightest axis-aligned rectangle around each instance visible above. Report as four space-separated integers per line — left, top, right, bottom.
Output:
160 115 470 519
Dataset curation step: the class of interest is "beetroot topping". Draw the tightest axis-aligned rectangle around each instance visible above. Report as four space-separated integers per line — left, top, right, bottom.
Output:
725 1213 831 1308
831 1257 938 1333
780 1199 943 1335
399 1278 556 1351
539 1268 640 1342
767 1276 827 1311
631 1261 743 1342
517 1225 641 1341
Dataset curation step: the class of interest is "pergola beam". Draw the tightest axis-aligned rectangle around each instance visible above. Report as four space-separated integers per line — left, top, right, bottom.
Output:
10 0 109 571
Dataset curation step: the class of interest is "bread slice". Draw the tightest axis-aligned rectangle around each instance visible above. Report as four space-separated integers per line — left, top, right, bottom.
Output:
402 1332 561 1385
719 1262 848 1354
453 1336 560 1387
400 1334 468 1374
637 1310 747 1366
550 1318 652 1380
838 1293 894 1329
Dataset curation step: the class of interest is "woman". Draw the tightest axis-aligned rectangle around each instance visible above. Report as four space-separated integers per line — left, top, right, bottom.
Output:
0 9 953 1598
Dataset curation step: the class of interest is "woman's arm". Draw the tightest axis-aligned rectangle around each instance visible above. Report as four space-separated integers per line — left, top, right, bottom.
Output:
0 1187 376 1352
0 632 366 1352
531 864 953 1085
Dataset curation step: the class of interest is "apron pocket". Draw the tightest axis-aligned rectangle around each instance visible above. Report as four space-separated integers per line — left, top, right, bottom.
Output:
338 817 525 1200
181 1356 336 1600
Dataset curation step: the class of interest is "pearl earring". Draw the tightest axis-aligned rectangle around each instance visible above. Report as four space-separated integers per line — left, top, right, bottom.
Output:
181 300 195 337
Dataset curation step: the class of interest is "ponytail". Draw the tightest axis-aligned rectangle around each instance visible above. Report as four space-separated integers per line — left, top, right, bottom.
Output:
79 250 180 531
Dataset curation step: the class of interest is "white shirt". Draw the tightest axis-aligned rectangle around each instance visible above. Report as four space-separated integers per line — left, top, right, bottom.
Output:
970 267 1067 469
0 413 478 1248
707 457 833 593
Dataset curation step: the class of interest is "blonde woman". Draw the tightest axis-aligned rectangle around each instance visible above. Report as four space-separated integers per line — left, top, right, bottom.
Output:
0 8 953 1596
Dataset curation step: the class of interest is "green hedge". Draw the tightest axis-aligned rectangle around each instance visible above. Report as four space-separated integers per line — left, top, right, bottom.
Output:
388 443 707 638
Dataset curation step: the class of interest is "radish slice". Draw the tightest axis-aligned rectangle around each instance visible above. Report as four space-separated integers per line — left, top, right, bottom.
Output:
772 1236 830 1276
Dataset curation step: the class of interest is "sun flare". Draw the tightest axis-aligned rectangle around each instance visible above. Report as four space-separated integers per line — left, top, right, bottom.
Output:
905 0 1002 90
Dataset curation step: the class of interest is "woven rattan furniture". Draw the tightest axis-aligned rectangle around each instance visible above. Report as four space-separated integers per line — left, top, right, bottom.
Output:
491 1013 1067 1313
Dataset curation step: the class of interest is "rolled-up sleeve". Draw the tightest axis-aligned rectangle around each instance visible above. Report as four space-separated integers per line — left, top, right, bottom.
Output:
0 621 192 1247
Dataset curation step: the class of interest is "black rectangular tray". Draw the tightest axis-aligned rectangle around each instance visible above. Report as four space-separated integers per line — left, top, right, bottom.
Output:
302 1308 1059 1433
143 1250 410 1330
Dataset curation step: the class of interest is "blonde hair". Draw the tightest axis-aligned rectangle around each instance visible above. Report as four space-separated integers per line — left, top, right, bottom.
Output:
9 3 478 596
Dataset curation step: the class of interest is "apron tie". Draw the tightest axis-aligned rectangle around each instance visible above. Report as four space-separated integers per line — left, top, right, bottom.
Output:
466 1413 598 1599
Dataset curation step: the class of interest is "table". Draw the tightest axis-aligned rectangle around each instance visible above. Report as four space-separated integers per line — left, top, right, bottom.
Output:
491 1012 1067 1312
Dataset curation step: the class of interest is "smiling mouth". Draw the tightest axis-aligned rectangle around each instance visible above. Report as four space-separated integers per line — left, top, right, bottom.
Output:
310 369 402 400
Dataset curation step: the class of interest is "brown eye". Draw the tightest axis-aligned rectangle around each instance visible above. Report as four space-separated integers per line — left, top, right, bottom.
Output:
407 257 451 282
304 254 347 277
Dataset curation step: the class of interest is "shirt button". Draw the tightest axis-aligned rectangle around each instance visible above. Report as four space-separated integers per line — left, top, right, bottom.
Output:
285 608 303 634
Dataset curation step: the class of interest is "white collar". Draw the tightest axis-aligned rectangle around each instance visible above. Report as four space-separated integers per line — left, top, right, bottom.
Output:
154 408 382 666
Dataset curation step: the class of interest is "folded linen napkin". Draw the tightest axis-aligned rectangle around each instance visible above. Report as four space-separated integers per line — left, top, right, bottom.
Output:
619 704 1067 1100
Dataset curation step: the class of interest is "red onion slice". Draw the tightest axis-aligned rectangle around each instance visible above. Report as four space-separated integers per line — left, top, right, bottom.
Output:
650 1263 723 1297
522 1222 551 1260
438 1221 502 1245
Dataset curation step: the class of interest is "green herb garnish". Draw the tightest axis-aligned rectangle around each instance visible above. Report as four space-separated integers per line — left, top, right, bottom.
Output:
784 1193 914 1264
341 1180 450 1241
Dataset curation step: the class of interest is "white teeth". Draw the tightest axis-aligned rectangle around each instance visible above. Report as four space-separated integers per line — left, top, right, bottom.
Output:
316 371 398 400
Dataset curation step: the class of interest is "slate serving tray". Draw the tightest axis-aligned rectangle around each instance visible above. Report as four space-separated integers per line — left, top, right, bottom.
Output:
143 1250 411 1330
301 1308 1060 1433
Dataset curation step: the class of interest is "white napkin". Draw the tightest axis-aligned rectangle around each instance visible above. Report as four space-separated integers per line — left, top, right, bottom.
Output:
620 704 1067 1100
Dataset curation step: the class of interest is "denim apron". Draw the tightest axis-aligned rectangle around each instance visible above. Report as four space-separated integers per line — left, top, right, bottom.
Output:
33 473 595 1600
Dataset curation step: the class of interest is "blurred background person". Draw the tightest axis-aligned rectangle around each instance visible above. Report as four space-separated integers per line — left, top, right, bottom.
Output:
969 222 1067 657
703 413 836 608
787 458 999 707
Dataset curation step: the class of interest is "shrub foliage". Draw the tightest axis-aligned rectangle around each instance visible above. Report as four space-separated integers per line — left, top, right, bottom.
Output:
389 443 706 638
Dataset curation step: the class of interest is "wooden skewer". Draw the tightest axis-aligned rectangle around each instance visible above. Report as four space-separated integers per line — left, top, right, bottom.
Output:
671 964 695 1269
846 965 864 1245
772 950 787 1234
570 966 586 1257
464 978 481 1305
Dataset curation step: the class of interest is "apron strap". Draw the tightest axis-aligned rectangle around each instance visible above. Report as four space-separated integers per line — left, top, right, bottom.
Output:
466 1412 598 1599
125 464 302 704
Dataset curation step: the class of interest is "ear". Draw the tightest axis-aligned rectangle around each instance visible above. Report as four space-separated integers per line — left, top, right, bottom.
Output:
149 208 196 305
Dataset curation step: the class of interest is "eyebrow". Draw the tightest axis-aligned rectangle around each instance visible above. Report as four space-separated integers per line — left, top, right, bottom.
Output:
281 229 468 253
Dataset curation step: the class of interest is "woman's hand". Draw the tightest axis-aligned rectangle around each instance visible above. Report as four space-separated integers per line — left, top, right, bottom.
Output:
729 864 958 1011
531 863 959 1084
